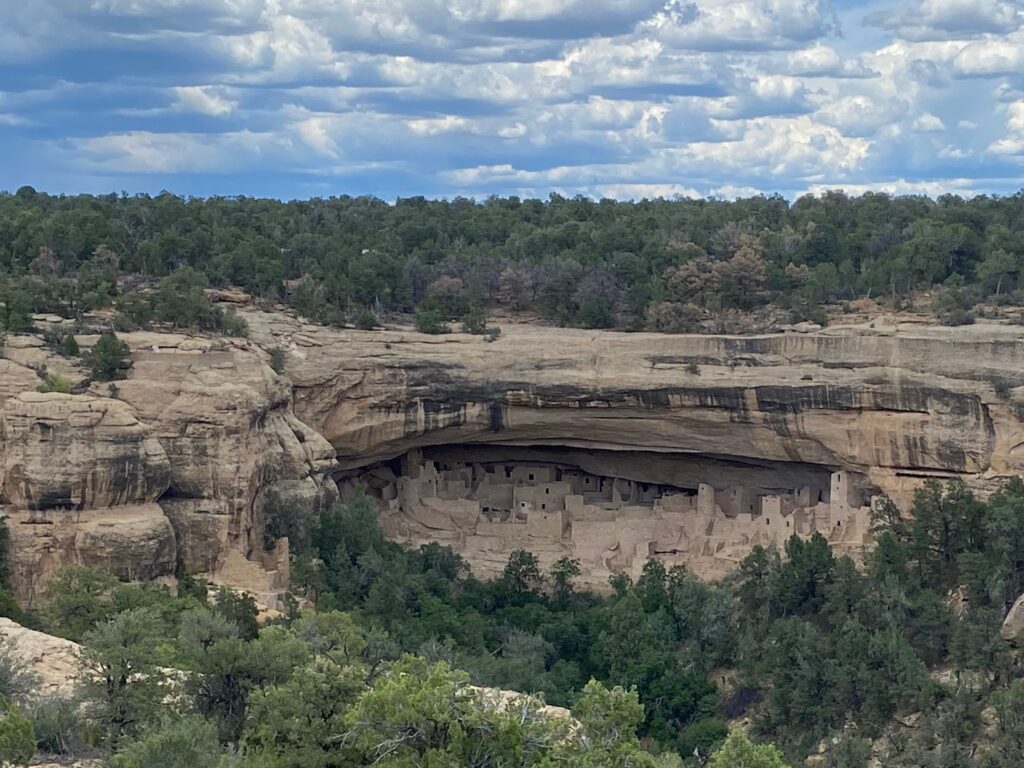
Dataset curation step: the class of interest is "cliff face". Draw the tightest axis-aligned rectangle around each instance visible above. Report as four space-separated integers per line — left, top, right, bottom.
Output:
236 311 1024 585
4 307 1024 599
0 326 336 605
244 312 1024 504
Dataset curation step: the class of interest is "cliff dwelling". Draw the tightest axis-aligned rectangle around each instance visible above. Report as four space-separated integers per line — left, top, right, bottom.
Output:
341 444 877 585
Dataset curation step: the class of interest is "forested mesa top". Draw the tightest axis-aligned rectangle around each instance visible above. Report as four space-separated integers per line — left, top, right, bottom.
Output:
1 186 1024 333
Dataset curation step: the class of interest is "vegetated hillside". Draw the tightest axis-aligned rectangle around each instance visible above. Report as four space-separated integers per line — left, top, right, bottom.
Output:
1 187 1023 335
2 480 1024 767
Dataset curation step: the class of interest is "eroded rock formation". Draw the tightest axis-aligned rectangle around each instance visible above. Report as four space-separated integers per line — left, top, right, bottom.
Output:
5 304 1024 597
0 324 336 605
244 309 1024 582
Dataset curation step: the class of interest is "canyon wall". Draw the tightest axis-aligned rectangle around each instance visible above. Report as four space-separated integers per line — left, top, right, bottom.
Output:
241 310 1024 585
245 312 1024 501
5 305 1024 598
0 325 336 605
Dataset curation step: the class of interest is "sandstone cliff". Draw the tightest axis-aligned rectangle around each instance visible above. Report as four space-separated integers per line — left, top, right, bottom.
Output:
5 305 1024 599
245 311 1024 506
0 325 336 605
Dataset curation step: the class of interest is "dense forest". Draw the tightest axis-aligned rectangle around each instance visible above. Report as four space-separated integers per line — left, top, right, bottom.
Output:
2 479 1024 766
1 187 1024 334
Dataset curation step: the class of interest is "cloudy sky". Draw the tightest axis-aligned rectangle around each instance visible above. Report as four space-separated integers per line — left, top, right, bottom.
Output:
1 0 1023 200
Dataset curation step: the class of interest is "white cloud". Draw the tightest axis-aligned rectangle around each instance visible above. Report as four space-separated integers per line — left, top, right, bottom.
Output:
641 0 839 51
785 43 842 74
682 115 871 177
953 32 1024 76
65 130 282 172
989 100 1024 155
912 112 946 131
595 182 701 199
172 85 237 116
868 0 1023 40
805 178 980 195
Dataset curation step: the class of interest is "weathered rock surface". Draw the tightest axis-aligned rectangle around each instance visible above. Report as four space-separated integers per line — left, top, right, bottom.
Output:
6 305 1024 598
1 392 170 510
0 617 80 697
5 505 176 605
245 312 1024 505
1000 591 1024 642
0 327 336 604
240 310 1024 582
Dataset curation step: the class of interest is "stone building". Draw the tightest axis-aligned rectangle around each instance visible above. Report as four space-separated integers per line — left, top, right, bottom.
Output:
364 447 875 587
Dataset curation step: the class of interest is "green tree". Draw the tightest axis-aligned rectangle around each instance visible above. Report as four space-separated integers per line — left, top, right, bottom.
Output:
549 557 582 604
80 607 169 745
243 659 364 765
0 696 35 767
708 730 791 768
112 715 226 768
40 565 120 641
502 550 544 595
414 309 447 334
87 333 131 381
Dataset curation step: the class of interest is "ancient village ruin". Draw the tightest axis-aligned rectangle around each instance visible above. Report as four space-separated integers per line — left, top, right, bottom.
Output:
344 444 876 586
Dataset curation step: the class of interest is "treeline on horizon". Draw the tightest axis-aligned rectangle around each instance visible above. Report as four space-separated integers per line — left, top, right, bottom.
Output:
1 185 1024 334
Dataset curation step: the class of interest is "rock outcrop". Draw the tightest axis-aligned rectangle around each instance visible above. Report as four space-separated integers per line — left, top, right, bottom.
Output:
0 327 336 605
244 313 1024 505
6 303 1024 598
242 310 1024 582
2 392 170 510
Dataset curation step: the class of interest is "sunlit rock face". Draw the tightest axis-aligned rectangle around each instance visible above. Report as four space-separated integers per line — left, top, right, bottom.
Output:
0 328 336 605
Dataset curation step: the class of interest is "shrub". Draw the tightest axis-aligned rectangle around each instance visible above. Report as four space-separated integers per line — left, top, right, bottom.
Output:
110 715 222 768
36 372 72 394
219 307 248 337
87 333 131 381
354 308 379 330
0 696 35 767
939 308 975 327
267 346 286 375
576 297 615 329
414 309 448 335
461 308 487 335
29 697 92 757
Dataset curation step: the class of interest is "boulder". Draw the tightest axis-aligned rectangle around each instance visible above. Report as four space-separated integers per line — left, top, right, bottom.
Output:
1001 591 1024 642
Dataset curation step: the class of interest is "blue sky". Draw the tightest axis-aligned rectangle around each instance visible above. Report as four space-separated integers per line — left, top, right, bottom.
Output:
1 0 1022 200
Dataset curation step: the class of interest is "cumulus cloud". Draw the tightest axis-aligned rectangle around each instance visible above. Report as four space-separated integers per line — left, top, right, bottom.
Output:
912 112 946 131
2 0 1022 197
640 0 839 51
172 86 237 116
64 130 282 173
867 0 1023 41
989 100 1024 155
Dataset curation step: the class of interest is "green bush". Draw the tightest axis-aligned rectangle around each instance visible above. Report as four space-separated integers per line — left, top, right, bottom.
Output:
461 308 487 334
354 308 380 330
36 372 72 394
414 309 448 335
87 333 131 381
0 696 35 767
267 346 285 374
29 697 93 757
111 715 223 768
